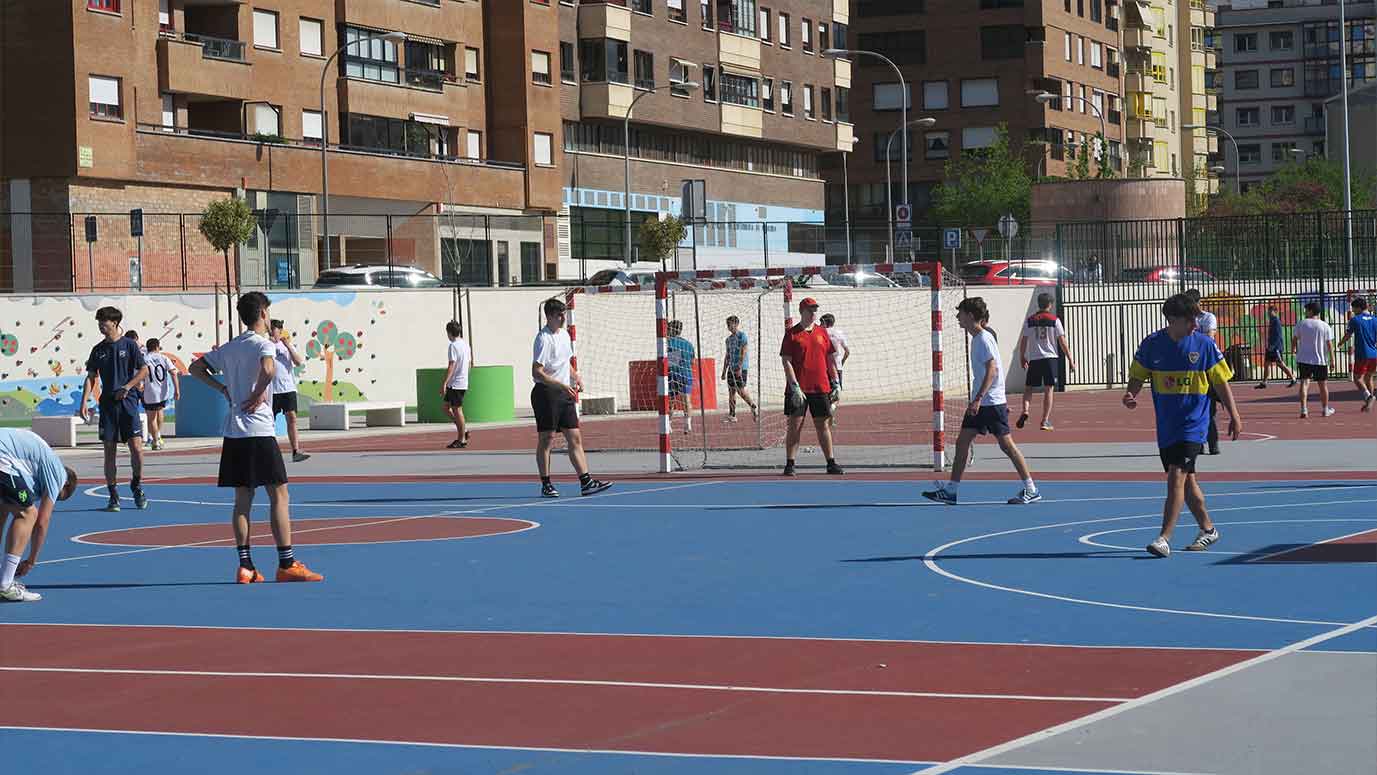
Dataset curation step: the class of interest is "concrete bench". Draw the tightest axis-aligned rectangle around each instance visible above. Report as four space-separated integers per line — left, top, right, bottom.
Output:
579 394 617 415
31 411 150 447
309 401 406 431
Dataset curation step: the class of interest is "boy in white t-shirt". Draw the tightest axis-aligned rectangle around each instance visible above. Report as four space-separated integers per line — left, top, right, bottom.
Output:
269 320 309 463
442 320 472 449
189 292 322 585
1016 293 1075 431
1293 302 1336 418
819 313 850 427
531 298 611 499
923 297 1040 506
141 338 179 450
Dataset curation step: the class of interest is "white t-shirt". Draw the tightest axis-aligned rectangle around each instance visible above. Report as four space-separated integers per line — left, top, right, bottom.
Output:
532 326 573 387
1195 311 1218 336
827 327 849 371
1294 317 1333 365
271 341 298 395
1021 315 1066 361
142 352 176 404
446 337 472 390
202 331 278 438
970 329 1007 407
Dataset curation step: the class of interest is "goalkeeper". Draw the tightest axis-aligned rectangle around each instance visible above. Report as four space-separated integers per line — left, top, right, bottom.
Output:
779 297 844 476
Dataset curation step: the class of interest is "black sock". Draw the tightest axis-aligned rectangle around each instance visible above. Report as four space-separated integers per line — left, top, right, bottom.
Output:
541 476 552 486
785 459 795 466
579 473 593 487
237 545 254 570
277 545 295 569
827 458 837 465
131 476 141 491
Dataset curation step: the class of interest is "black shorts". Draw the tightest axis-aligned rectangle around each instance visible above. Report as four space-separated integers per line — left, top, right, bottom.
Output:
1159 441 1204 473
669 376 692 397
445 388 467 407
1265 349 1283 363
272 392 298 416
0 470 35 509
785 391 832 418
142 401 166 411
1299 363 1328 381
961 404 1012 436
1025 358 1059 388
726 369 749 389
98 401 143 444
532 383 579 433
217 436 288 489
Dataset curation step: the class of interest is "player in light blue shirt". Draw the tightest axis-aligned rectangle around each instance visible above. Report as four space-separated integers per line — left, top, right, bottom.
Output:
1338 296 1377 411
720 315 757 422
0 429 78 602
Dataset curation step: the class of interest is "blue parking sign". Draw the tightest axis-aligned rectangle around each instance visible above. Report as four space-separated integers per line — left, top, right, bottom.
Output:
943 228 961 249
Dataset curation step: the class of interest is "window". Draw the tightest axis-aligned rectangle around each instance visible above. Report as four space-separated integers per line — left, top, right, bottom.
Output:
253 9 278 49
873 82 911 110
802 17 813 52
1271 141 1297 161
404 40 449 89
874 130 911 161
533 50 552 85
345 113 450 157
821 87 832 121
1266 104 1295 125
668 0 686 22
161 93 174 129
1091 42 1102 68
1090 0 1102 22
720 73 759 106
837 86 849 122
1235 32 1257 52
780 80 794 114
981 25 1025 60
762 77 775 110
632 0 651 13
778 12 791 46
701 0 713 28
803 84 815 118
465 47 480 81
1064 31 1072 61
856 31 925 64
88 0 121 11
702 65 716 100
960 78 999 107
534 132 553 166
1238 143 1261 164
819 21 830 51
560 42 576 82
302 109 323 143
252 104 280 135
925 131 950 159
88 75 121 119
345 27 400 83
760 7 771 40
670 58 692 96
466 130 481 159
962 126 997 149
1270 67 1294 87
159 0 170 30
1270 30 1293 50
923 81 947 109
579 39 627 83
633 49 653 89
299 18 322 56
1235 69 1259 89
1077 35 1084 65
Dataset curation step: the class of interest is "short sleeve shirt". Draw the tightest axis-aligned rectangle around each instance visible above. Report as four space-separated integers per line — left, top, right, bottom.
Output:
533 327 574 387
724 331 749 371
970 329 1007 407
446 338 472 390
1294 318 1333 366
1021 312 1065 361
142 352 176 404
1194 311 1218 337
827 327 849 371
1267 315 1284 352
1347 312 1377 360
0 429 67 504
201 332 278 438
780 324 834 394
668 337 695 385
271 341 298 395
1129 329 1233 448
86 336 145 411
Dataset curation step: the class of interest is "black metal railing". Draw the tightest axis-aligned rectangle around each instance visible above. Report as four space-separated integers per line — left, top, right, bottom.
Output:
404 67 447 90
182 32 247 62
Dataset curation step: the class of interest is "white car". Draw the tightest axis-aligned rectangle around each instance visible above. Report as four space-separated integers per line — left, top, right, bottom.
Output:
313 265 444 289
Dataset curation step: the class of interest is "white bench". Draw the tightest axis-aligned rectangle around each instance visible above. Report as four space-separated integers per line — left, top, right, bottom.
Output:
309 401 406 431
32 412 150 447
579 394 618 415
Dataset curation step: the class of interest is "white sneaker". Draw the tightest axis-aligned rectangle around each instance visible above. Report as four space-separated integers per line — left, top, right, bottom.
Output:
1323 407 1336 417
1299 408 1308 419
921 483 958 505
1146 537 1170 558
0 582 41 602
1185 528 1220 551
1007 487 1043 504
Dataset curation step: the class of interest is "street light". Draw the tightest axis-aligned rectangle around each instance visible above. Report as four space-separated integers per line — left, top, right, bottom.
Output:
624 68 700 266
841 136 860 263
883 117 936 260
1183 123 1240 196
319 30 407 270
1029 90 1108 166
824 48 910 219
1289 148 1307 162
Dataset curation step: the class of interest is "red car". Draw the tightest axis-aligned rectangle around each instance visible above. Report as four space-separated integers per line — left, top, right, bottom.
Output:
1118 266 1217 283
959 260 1074 286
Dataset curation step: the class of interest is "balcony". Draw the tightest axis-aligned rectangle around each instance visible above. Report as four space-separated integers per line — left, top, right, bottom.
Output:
579 1 632 41
1127 116 1154 139
339 73 468 123
835 121 854 152
719 31 761 71
1124 24 1151 50
721 103 763 138
1124 69 1149 93
157 34 252 101
580 81 635 120
833 58 852 90
1305 115 1325 132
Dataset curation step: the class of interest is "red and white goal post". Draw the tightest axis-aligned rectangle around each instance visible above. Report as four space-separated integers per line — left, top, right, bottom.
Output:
564 263 967 473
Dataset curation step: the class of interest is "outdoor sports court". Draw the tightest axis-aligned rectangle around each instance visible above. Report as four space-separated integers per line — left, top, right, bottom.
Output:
3 390 1374 775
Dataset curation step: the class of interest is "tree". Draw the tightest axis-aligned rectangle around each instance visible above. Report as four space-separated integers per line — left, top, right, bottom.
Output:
1206 157 1377 216
197 198 255 292
1094 132 1115 179
932 125 1032 228
303 320 358 403
637 215 687 268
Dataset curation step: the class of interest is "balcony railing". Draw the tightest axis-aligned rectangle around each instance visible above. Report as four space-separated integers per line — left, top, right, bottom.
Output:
1107 16 1119 31
1108 108 1122 124
404 67 448 91
1304 115 1325 132
1107 61 1120 77
182 32 247 62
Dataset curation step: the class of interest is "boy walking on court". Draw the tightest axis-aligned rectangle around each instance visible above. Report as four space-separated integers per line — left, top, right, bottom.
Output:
923 297 1040 505
819 313 850 426
1016 293 1076 431
531 298 612 498
1256 305 1296 389
189 292 323 584
1123 293 1243 558
269 320 309 462
781 298 843 476
666 321 696 433
721 315 758 422
0 429 78 602
1338 297 1377 412
1294 302 1335 418
442 320 472 448
141 338 179 450
1186 289 1223 455
79 306 149 511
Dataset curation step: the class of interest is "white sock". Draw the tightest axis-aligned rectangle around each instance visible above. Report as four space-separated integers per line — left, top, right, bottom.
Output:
946 480 961 493
1024 478 1037 493
1 553 20 588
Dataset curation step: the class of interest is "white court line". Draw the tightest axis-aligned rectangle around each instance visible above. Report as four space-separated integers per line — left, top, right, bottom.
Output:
0 665 1131 703
906 612 1377 775
1077 518 1377 555
922 498 1377 627
66 515 541 550
1245 525 1377 564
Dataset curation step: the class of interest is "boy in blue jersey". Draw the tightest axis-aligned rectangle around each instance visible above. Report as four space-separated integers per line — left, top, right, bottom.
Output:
1337 297 1377 412
1256 305 1296 389
666 321 696 433
78 306 149 511
0 430 78 602
721 315 758 422
1124 294 1244 558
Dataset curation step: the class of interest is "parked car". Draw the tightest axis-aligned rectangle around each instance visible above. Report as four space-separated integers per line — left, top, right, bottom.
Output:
824 270 903 288
313 265 444 289
586 269 666 288
1118 265 1217 283
959 260 1074 286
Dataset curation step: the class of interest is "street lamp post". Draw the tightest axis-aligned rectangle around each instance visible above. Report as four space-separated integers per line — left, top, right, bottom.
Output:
824 49 909 219
1338 0 1355 275
624 73 700 266
842 137 860 263
883 117 937 260
1029 90 1108 170
1183 123 1240 196
319 30 407 270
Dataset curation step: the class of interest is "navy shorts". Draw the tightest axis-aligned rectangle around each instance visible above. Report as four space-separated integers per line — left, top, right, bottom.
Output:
532 384 579 433
1159 441 1204 473
1265 349 1283 363
726 369 749 389
961 404 1011 436
445 388 466 407
272 391 299 416
0 470 35 509
1025 358 1059 388
98 401 143 444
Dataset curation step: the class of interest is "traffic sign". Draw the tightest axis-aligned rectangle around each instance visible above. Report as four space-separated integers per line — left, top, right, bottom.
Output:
84 216 98 243
129 208 144 238
998 213 1019 239
942 228 961 249
895 204 912 225
896 229 914 250
969 227 989 246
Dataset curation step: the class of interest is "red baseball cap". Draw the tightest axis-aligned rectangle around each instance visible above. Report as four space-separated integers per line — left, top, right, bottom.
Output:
799 297 820 308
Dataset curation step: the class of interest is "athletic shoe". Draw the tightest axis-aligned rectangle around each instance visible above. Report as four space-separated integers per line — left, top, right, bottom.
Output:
1207 444 1221 455
1007 488 1042 504
0 582 40 602
782 462 796 477
132 488 148 510
921 485 957 505
826 461 845 475
750 405 759 422
541 482 560 498
1300 408 1309 419
235 567 266 584
1254 382 1267 389
1146 537 1171 558
1286 380 1296 388
1364 394 1375 412
1016 412 1029 429
580 478 613 496
275 561 324 582
1040 422 1054 431
292 451 311 462
105 494 121 512
446 439 464 449
1184 528 1220 551
724 414 738 423
1323 407 1336 417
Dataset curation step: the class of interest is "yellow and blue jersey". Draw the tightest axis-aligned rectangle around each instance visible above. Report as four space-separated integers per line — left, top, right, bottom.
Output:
1129 330 1233 448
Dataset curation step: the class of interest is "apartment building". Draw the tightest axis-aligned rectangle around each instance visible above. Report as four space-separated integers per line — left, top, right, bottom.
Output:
0 0 560 292
1213 0 1375 192
557 0 851 268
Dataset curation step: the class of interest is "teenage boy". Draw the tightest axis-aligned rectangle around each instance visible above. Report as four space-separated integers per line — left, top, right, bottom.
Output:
721 315 758 422
1256 305 1296 389
780 298 843 476
269 320 309 462
819 313 850 427
1293 302 1336 418
79 306 148 512
923 297 1040 505
190 292 323 584
442 320 472 448
667 321 696 434
0 429 78 602
1338 297 1377 412
1123 293 1243 558
531 298 612 498
1016 293 1076 431
1185 289 1223 455
141 338 179 450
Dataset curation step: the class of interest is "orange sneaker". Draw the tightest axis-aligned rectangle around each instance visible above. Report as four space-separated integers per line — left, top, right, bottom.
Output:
236 567 266 584
275 561 324 583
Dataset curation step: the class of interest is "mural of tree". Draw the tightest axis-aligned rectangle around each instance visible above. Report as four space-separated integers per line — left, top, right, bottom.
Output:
303 320 357 402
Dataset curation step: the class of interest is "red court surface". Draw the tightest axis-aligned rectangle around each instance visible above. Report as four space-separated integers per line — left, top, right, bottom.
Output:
1257 528 1377 564
75 516 535 547
1 625 1259 762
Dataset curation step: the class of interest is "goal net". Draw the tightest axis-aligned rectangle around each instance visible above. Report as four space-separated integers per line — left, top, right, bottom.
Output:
566 264 967 472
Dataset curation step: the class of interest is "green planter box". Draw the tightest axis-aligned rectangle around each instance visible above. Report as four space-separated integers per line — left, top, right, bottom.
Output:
415 365 515 424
